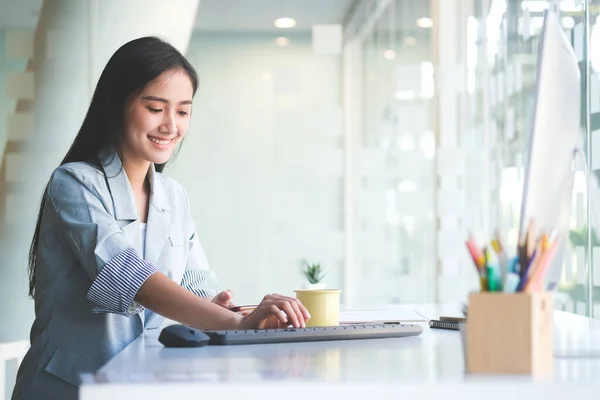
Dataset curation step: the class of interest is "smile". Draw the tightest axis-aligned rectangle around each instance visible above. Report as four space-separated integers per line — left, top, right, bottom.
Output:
147 136 172 147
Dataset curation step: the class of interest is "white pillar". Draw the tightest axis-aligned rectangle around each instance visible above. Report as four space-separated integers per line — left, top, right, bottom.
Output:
87 0 199 91
28 0 200 192
432 0 475 302
0 0 199 341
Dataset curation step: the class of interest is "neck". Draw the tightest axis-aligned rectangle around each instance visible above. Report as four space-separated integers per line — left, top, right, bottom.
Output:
121 154 151 192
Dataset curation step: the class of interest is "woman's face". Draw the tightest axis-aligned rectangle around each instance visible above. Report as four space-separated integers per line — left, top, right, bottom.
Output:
121 68 194 166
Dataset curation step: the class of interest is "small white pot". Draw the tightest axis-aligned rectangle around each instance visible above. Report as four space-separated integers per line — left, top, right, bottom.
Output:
304 282 326 290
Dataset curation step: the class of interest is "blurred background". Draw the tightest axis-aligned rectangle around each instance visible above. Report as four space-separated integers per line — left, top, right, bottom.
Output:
1 0 600 343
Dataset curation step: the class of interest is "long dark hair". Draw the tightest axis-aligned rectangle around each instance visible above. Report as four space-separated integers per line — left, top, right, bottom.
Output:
28 36 199 297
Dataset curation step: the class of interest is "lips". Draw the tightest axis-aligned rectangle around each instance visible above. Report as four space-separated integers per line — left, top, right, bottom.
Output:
148 135 171 146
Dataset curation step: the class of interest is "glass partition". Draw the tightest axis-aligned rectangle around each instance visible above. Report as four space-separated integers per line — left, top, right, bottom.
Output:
355 0 435 306
471 0 597 317
344 0 599 315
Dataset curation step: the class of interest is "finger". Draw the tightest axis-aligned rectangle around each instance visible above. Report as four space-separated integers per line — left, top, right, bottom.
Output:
260 315 284 329
220 290 232 301
278 301 301 328
287 299 307 328
293 298 311 321
275 296 304 328
271 294 311 322
212 290 232 306
269 304 288 326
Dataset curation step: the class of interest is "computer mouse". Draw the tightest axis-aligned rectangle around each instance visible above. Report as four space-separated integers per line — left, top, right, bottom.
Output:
158 324 210 348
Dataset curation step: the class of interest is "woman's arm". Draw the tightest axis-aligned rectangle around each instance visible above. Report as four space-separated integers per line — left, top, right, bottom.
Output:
135 272 242 330
136 273 311 330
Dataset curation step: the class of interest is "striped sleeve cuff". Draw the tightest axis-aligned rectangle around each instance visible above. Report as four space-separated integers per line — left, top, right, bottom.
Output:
181 269 221 298
87 248 158 316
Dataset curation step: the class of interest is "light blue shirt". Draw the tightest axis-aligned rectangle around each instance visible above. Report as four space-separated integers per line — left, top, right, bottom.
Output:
12 146 221 400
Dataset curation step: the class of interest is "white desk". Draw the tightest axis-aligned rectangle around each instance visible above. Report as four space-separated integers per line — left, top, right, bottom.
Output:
80 305 600 399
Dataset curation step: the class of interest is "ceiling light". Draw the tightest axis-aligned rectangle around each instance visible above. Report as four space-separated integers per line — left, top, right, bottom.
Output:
417 18 433 28
274 18 296 28
275 37 290 46
405 36 417 46
383 49 396 60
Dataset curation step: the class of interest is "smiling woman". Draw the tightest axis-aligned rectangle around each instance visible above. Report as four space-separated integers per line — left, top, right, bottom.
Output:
11 36 310 400
124 77 194 162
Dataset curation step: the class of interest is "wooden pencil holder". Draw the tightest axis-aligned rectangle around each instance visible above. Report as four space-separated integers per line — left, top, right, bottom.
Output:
465 292 554 376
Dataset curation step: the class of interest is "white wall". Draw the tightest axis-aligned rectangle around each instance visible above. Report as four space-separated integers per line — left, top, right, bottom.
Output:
168 32 344 305
0 30 31 342
0 30 27 162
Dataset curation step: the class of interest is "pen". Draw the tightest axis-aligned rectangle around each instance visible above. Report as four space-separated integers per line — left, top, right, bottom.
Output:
525 219 536 259
466 236 486 268
483 245 490 291
503 272 520 293
517 241 541 292
508 256 520 274
516 251 535 292
503 256 521 293
524 237 559 293
518 241 527 277
229 305 258 313
491 230 508 284
485 248 499 291
466 237 487 291
518 219 535 276
541 234 549 252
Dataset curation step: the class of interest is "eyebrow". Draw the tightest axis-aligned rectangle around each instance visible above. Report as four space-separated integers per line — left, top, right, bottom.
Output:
142 95 192 105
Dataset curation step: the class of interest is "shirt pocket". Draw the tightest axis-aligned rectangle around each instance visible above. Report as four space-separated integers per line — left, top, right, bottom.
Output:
159 232 189 283
168 233 187 247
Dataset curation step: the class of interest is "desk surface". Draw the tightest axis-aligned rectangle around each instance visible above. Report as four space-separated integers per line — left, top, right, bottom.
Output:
80 305 600 399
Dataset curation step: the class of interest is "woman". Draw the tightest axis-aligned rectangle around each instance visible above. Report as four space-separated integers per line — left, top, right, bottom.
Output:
12 36 310 400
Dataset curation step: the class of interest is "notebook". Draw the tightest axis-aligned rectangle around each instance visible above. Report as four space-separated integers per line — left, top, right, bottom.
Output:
428 316 467 331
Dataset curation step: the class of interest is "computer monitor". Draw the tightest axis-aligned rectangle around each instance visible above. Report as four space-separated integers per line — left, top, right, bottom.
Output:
518 9 581 289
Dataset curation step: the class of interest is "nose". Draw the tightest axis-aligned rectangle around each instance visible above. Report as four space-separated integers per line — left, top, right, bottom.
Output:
160 112 178 135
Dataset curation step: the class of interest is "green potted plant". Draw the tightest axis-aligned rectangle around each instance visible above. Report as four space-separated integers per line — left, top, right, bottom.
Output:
301 260 327 290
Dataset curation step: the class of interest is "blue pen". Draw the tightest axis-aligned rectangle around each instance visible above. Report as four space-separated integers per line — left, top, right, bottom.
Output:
516 250 537 292
508 256 520 274
503 256 521 293
504 272 520 293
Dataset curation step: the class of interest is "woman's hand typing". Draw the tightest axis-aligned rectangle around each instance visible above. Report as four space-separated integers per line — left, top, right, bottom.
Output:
239 294 311 329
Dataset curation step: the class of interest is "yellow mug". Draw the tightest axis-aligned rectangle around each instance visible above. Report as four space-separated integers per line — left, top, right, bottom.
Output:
295 289 341 327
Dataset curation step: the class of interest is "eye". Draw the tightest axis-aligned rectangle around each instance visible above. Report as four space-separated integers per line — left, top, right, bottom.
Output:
178 111 189 116
147 107 162 114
